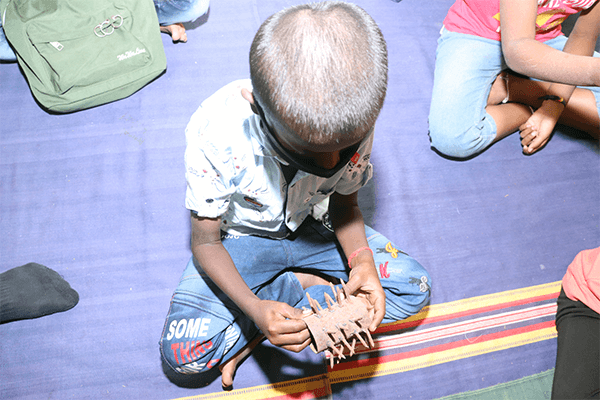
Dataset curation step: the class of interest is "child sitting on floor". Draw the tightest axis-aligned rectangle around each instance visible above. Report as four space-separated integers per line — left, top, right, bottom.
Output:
159 1 431 389
428 0 600 158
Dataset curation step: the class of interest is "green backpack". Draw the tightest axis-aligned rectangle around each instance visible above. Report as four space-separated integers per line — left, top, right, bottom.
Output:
0 0 167 113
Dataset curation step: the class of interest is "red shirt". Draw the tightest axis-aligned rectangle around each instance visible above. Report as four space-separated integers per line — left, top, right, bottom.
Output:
562 247 600 313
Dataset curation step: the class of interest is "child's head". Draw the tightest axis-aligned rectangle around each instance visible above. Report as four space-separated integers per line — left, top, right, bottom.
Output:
249 1 388 154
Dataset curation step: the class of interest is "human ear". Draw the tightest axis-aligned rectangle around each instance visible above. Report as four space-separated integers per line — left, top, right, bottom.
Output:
241 88 255 105
241 88 259 115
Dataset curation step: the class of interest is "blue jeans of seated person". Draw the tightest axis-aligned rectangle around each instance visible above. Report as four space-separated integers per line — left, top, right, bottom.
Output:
154 0 210 26
0 0 210 61
0 20 15 62
159 217 431 375
428 27 600 159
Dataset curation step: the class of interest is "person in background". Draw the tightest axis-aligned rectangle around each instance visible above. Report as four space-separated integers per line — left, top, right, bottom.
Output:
429 0 600 158
552 247 599 399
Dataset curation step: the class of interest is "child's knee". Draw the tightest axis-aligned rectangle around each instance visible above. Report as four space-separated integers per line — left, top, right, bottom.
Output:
160 323 224 375
161 338 221 375
429 125 491 158
156 0 209 26
175 0 210 22
160 318 239 376
381 258 431 322
428 112 497 158
405 257 431 304
413 264 431 306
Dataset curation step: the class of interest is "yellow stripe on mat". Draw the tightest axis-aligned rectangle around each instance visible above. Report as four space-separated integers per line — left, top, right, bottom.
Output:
173 374 331 400
384 281 561 328
170 282 561 400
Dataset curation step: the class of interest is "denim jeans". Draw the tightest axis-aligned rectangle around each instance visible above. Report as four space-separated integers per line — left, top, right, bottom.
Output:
159 217 431 375
0 19 16 62
0 0 210 61
154 0 209 26
428 28 600 158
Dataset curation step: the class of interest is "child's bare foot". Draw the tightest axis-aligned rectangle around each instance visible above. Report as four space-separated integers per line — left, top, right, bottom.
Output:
219 334 265 391
159 23 188 43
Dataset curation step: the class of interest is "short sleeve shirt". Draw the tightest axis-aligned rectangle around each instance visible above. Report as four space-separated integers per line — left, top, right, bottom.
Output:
184 80 374 238
562 247 600 314
443 0 597 42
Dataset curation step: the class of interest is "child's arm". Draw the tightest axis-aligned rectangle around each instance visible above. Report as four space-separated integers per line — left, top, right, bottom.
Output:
190 214 311 352
328 192 386 332
500 0 600 87
501 0 600 153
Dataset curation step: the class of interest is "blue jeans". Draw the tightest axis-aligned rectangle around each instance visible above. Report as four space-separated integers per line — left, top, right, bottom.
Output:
428 28 600 158
159 218 431 375
0 0 210 61
0 19 16 62
154 0 210 26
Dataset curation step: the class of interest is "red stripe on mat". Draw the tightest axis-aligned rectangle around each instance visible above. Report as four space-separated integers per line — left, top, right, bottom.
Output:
331 320 556 372
376 292 559 334
353 303 557 353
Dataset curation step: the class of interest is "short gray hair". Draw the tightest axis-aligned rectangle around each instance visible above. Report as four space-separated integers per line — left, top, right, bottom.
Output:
250 1 388 145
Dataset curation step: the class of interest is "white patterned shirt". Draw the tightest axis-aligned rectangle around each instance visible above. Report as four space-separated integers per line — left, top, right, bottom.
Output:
184 80 374 238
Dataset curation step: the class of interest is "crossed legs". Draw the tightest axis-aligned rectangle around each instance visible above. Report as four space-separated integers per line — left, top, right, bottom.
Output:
487 71 600 148
218 272 332 390
429 30 600 158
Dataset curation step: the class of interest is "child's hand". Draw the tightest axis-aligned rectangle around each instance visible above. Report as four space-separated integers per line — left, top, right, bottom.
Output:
519 101 563 155
345 260 386 332
249 300 311 352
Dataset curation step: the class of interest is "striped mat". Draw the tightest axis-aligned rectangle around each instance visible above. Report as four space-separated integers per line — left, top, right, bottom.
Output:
171 281 561 400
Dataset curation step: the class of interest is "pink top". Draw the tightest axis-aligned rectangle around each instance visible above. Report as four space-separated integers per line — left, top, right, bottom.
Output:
443 0 597 42
562 247 600 314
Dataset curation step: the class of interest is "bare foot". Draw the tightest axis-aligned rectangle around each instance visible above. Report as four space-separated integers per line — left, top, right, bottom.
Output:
219 334 265 390
159 23 188 43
